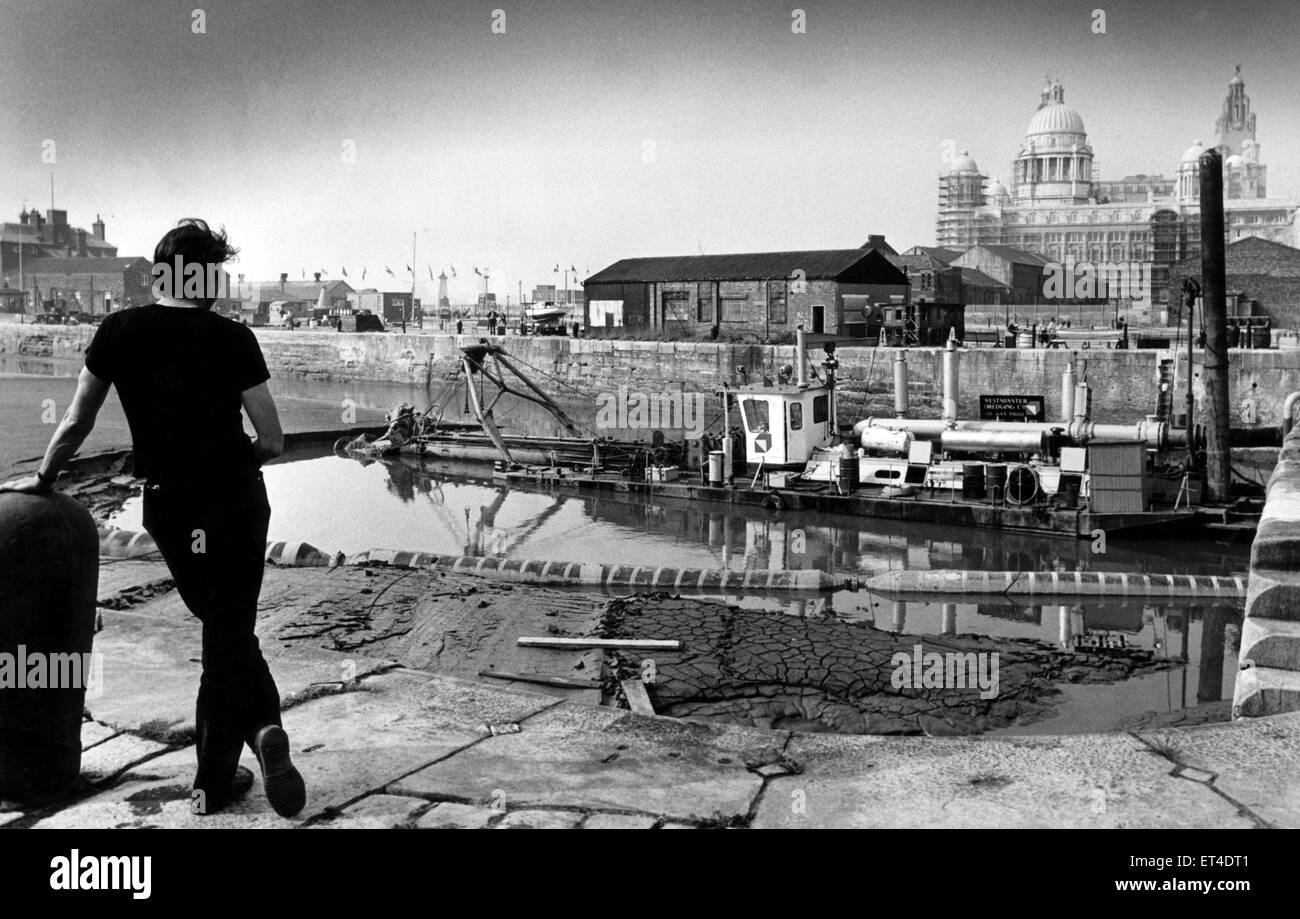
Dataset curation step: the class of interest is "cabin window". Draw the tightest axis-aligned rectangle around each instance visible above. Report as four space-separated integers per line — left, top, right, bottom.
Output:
812 394 828 424
741 398 769 432
789 402 803 431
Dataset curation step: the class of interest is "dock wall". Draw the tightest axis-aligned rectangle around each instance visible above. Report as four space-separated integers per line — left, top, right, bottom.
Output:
1236 423 1300 717
4 322 1300 428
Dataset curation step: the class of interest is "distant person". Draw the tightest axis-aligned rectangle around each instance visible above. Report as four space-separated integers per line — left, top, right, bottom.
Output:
456 318 463 335
0 219 306 818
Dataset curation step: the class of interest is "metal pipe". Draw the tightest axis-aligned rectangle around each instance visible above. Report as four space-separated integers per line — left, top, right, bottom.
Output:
1284 392 1300 437
1061 358 1076 422
941 333 959 424
859 416 1174 449
795 326 807 387
941 428 1049 454
893 350 908 418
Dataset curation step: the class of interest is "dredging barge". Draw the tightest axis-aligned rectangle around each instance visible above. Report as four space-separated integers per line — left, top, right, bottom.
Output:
337 333 1240 541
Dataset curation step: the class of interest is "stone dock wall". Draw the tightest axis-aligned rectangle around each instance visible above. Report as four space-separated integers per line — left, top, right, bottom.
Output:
4 322 1300 427
1236 424 1300 717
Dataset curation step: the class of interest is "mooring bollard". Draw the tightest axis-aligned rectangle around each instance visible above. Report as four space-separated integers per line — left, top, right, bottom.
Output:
0 492 100 798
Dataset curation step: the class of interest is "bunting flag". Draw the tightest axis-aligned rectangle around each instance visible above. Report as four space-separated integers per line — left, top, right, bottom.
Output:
450 266 456 278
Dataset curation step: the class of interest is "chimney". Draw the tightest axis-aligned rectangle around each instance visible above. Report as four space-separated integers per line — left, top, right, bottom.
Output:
76 228 87 257
92 214 105 240
279 273 287 291
313 272 321 282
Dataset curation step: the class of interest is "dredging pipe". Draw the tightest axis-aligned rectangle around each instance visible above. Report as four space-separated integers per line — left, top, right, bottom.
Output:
97 527 858 592
865 569 1245 600
348 548 858 592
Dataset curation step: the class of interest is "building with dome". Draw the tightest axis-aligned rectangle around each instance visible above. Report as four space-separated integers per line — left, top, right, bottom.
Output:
936 70 1299 310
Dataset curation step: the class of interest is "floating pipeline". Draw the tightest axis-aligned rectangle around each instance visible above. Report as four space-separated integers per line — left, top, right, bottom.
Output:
346 548 857 592
95 528 854 592
97 526 333 567
866 568 1246 601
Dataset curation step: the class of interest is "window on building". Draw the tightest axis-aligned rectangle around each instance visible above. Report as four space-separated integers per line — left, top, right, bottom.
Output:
720 296 747 322
768 290 787 324
812 394 828 424
696 285 714 322
661 291 690 323
789 402 803 431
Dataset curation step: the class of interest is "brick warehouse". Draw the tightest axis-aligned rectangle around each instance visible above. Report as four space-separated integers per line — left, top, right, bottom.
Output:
1170 236 1300 329
20 256 154 315
582 247 909 342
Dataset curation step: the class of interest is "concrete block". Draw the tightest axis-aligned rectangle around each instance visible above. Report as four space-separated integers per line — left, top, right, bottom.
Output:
582 812 659 829
416 802 499 828
1239 616 1300 671
1233 666 1300 718
1244 568 1300 622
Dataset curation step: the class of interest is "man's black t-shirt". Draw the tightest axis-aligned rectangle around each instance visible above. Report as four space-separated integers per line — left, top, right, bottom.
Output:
85 305 271 485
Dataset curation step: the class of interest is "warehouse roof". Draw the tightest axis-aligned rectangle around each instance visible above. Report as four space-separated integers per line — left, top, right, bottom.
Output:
585 248 908 285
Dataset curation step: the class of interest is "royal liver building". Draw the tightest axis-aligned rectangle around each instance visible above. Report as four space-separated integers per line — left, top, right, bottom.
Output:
936 69 1299 304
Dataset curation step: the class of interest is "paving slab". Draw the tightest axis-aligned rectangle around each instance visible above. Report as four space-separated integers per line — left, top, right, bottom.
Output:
495 808 585 829
78 733 171 785
80 720 119 750
86 605 394 742
582 812 660 829
311 793 428 829
751 731 1254 829
1138 710 1300 828
96 558 174 604
392 703 776 822
33 669 559 828
415 802 498 828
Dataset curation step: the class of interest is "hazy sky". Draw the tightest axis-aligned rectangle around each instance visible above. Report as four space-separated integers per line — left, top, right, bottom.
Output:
3 0 1298 302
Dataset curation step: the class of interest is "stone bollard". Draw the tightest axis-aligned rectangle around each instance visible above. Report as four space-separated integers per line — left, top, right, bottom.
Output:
0 492 100 798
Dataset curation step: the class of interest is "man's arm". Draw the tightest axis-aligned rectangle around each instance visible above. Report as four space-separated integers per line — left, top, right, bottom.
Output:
0 366 111 494
242 381 284 464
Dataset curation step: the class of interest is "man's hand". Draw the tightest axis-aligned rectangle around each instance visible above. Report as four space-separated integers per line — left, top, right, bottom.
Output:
0 475 53 495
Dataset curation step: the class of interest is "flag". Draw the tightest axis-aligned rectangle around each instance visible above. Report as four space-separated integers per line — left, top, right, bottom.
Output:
450 266 456 278
553 264 560 272
473 267 481 276
569 265 576 273
342 267 348 277
319 269 327 278
428 265 434 280
385 266 395 277
301 269 305 279
407 265 413 274
362 267 367 280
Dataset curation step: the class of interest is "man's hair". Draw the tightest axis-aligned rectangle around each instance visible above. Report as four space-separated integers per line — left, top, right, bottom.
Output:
153 218 239 267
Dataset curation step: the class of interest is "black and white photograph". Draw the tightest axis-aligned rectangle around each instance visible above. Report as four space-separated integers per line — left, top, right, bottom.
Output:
0 0 1293 893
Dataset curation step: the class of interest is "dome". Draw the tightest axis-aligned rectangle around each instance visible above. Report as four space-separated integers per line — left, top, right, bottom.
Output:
1225 153 1245 168
947 150 980 174
1181 139 1206 164
987 178 1008 198
1027 103 1086 137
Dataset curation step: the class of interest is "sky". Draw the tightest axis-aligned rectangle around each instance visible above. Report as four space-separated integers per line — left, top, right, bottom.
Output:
3 0 1298 303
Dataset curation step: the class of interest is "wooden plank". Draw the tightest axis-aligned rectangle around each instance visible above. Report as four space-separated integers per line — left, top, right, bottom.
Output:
517 637 682 651
478 669 599 689
620 678 656 716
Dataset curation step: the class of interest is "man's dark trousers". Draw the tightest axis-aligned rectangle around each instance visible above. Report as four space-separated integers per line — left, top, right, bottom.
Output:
142 471 282 796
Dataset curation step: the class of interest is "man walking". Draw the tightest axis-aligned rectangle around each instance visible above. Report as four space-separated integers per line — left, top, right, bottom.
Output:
0 219 306 818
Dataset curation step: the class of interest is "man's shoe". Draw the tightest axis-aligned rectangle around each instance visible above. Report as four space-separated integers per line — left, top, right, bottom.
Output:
192 765 254 816
253 725 306 817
